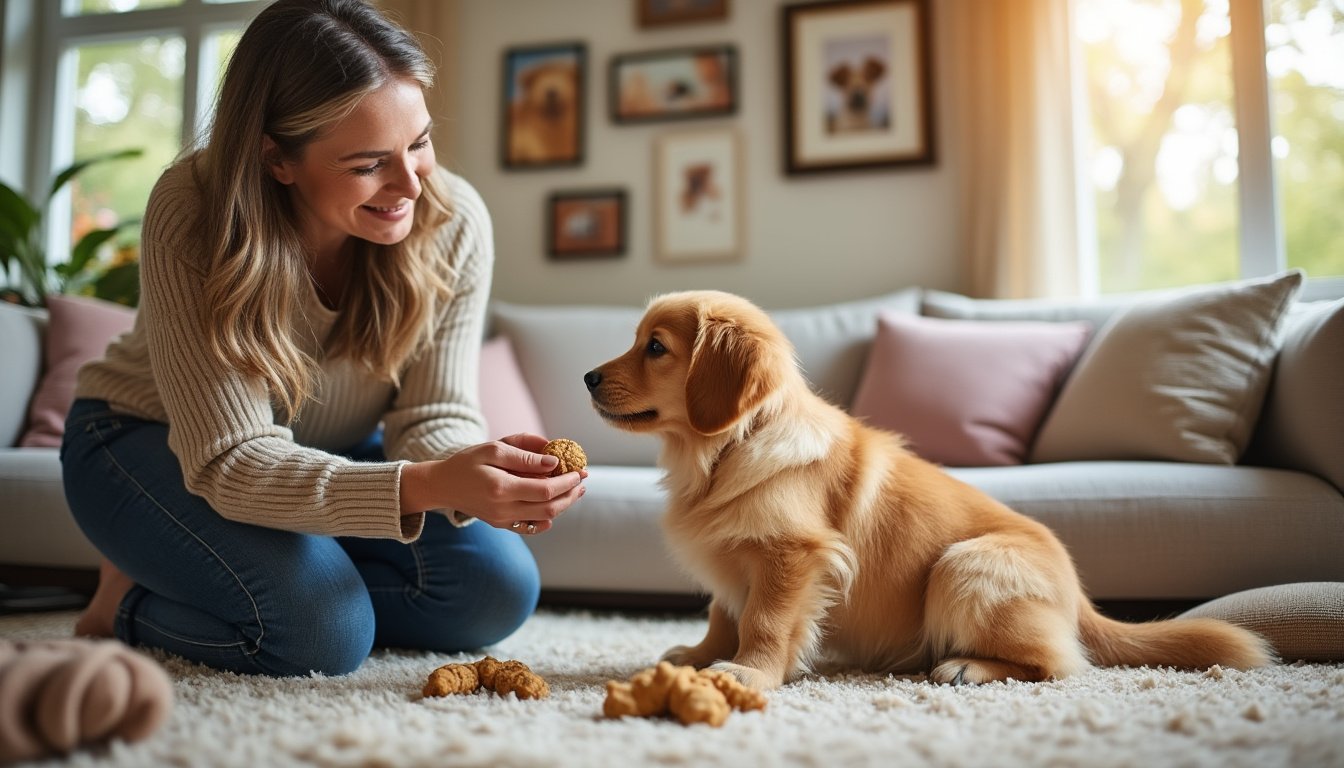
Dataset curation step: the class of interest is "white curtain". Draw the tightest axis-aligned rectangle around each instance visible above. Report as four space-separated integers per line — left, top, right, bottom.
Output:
944 0 1085 299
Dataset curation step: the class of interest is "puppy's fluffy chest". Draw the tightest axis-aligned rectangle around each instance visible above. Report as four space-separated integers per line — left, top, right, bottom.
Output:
659 403 839 538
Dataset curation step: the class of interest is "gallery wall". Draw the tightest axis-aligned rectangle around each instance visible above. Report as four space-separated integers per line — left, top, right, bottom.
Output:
439 0 963 309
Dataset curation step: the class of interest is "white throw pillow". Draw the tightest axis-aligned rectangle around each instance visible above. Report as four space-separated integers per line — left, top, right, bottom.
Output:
1030 270 1303 465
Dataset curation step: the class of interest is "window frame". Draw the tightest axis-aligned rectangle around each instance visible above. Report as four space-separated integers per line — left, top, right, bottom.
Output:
2 0 265 265
1072 0 1344 300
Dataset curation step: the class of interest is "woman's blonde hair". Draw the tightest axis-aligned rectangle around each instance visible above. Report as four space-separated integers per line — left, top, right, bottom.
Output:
194 0 452 423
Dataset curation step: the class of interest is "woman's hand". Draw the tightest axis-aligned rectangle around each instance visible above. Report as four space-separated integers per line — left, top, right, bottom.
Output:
399 433 586 534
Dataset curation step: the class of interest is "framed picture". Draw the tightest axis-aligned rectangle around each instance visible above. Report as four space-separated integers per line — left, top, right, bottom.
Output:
637 0 729 28
654 129 743 263
547 189 628 259
610 45 737 124
501 42 586 169
782 0 935 174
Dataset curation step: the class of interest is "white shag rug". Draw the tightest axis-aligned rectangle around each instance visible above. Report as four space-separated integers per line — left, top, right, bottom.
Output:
3 608 1342 768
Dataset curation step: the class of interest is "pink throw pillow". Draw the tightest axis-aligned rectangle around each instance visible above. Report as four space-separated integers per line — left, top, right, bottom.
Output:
850 312 1091 466
478 335 546 438
20 295 137 448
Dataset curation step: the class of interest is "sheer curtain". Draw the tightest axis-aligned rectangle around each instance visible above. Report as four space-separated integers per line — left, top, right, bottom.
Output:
375 0 458 155
944 0 1085 299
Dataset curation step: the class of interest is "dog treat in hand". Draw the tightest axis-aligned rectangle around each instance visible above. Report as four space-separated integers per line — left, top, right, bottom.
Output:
603 661 765 727
542 438 587 476
422 656 549 700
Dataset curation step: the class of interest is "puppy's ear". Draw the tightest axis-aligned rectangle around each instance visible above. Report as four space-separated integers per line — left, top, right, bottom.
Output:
685 312 782 435
863 56 886 83
829 64 852 89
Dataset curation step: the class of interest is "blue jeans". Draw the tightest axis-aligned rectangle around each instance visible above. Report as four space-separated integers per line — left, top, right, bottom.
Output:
60 399 540 677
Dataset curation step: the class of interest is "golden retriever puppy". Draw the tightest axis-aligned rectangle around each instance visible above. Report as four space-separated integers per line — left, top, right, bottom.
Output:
584 290 1272 690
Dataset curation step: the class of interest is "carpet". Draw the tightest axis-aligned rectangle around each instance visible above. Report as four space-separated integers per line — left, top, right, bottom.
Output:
2 609 1342 768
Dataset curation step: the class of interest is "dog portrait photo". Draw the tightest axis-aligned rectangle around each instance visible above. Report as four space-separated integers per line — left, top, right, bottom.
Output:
547 189 627 259
825 39 890 134
784 0 934 173
654 130 742 263
584 290 1271 691
502 43 586 169
611 46 737 123
637 0 730 28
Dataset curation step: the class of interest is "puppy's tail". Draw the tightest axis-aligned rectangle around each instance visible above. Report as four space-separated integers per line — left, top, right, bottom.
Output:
1077 601 1273 670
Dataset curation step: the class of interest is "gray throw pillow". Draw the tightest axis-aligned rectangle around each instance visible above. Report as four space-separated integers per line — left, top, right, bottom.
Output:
1030 270 1303 464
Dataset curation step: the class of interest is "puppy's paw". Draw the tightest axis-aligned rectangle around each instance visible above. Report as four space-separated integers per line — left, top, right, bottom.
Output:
660 645 714 669
930 658 1002 686
708 661 783 691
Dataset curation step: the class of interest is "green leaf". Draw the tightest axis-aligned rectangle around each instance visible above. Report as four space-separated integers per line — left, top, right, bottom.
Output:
11 239 50 303
69 226 123 275
92 262 140 306
0 182 39 241
47 148 144 201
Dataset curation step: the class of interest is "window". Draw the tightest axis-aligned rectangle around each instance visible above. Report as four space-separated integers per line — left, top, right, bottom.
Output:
1267 0 1344 280
2 0 264 272
1074 0 1343 295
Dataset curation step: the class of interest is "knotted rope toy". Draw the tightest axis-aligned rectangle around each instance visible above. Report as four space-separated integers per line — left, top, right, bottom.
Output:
0 638 173 763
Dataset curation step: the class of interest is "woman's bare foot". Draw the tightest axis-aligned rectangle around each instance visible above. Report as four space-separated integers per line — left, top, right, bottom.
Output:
74 559 135 638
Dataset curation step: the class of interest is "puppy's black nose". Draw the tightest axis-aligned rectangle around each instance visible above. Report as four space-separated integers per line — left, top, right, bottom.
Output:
584 370 602 392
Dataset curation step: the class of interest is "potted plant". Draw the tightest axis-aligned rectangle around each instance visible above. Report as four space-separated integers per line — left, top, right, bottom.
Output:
0 148 144 307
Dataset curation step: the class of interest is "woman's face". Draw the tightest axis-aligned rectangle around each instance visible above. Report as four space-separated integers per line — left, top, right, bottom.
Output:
267 78 435 261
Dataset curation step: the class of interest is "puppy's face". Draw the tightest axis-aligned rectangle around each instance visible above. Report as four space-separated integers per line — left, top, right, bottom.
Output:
585 291 788 438
828 56 887 115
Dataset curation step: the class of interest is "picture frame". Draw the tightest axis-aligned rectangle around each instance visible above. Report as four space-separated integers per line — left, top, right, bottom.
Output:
654 129 743 263
782 0 935 174
610 45 737 124
637 0 730 28
501 42 586 170
547 188 628 259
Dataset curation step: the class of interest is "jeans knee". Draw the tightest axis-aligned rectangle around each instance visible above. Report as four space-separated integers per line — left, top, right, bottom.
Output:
258 576 376 677
484 546 542 643
447 539 541 650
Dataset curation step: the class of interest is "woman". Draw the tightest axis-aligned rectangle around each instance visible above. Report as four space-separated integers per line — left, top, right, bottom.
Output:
60 0 584 677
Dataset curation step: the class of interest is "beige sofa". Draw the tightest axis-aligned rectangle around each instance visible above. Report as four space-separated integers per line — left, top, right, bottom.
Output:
3 275 1342 609
490 274 1344 605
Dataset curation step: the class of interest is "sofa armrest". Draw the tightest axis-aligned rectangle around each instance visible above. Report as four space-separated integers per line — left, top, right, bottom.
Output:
0 303 46 447
1245 298 1344 493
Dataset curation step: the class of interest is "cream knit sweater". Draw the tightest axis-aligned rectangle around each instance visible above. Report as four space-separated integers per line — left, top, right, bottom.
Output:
74 161 494 542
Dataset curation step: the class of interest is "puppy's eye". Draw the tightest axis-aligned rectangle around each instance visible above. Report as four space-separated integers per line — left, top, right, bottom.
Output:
646 338 667 357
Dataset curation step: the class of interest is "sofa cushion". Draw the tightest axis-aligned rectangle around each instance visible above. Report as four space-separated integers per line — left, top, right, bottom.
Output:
0 303 46 448
490 290 922 466
1178 582 1344 662
851 312 1090 466
521 465 697 594
771 288 920 407
479 335 547 439
948 461 1344 600
491 301 659 466
0 447 102 567
1030 270 1302 464
1243 298 1344 493
21 296 137 448
922 289 1135 329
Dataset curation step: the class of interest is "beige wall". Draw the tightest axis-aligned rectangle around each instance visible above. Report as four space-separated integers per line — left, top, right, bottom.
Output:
431 0 962 309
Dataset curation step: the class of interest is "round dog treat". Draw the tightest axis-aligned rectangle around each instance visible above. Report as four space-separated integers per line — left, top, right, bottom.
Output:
542 439 587 476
